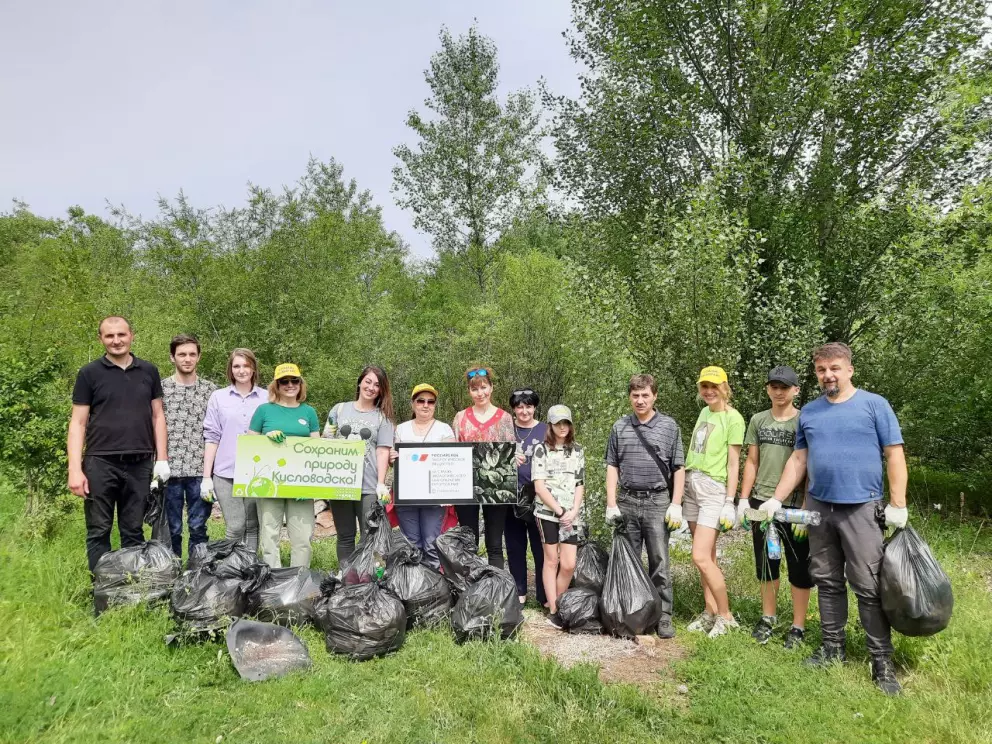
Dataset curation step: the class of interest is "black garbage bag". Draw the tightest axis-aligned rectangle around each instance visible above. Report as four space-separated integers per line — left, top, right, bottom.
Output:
226 618 312 682
450 566 523 642
435 526 488 594
599 524 663 638
555 587 603 634
247 567 327 626
170 545 269 636
92 540 181 613
144 481 165 529
314 582 407 660
881 526 954 637
341 501 415 585
573 539 609 593
384 545 452 628
187 539 261 578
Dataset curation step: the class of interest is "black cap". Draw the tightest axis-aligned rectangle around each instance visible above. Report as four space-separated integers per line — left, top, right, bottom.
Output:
767 365 799 387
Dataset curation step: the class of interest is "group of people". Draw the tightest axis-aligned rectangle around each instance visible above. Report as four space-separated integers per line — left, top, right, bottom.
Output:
68 316 910 695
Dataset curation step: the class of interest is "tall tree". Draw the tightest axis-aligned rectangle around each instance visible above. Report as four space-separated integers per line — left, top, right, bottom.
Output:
393 25 550 288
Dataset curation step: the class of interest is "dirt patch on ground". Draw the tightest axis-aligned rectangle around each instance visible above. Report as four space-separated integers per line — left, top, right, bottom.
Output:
519 608 686 687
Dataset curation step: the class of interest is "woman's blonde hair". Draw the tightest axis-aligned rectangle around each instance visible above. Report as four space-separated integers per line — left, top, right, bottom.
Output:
268 377 308 403
696 381 734 408
226 348 259 387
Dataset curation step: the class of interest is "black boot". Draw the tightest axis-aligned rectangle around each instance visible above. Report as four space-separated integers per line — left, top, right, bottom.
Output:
871 656 902 696
804 643 846 668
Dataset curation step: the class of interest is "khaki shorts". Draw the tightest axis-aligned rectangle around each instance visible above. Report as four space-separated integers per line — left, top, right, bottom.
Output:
683 471 726 530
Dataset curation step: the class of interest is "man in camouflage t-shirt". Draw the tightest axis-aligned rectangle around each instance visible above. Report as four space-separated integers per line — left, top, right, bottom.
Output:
161 335 217 556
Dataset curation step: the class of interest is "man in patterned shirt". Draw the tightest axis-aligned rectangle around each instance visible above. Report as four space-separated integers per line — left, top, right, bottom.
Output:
160 334 217 557
605 374 686 638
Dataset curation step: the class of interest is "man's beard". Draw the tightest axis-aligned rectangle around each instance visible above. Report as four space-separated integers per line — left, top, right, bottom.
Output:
823 383 840 398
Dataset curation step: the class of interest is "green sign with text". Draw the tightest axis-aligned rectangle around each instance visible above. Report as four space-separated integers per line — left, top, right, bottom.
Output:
233 435 365 500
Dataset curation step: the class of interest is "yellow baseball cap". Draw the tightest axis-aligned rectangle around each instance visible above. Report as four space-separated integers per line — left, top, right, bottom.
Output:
410 383 439 399
697 366 728 385
273 363 302 380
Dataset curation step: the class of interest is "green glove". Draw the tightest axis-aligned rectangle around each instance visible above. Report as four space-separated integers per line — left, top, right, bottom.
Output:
266 430 286 444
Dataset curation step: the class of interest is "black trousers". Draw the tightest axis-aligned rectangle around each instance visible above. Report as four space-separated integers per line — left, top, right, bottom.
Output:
504 509 547 604
455 504 508 569
83 454 152 573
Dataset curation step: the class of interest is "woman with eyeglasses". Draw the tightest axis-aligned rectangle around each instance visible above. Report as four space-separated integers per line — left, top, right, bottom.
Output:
247 363 321 568
322 365 396 566
452 366 515 567
388 383 455 568
504 387 548 606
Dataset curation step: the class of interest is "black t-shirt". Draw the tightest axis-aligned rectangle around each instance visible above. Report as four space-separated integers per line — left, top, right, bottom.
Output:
72 355 163 456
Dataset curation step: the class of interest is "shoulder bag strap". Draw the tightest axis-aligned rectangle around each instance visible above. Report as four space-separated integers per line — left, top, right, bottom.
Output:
628 415 673 492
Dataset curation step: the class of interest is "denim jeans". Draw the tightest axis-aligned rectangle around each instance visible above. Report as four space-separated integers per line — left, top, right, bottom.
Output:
395 505 445 569
164 477 210 557
617 489 673 619
808 496 893 657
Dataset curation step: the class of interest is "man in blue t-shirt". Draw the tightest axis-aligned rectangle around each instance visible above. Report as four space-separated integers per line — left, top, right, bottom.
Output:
766 342 908 696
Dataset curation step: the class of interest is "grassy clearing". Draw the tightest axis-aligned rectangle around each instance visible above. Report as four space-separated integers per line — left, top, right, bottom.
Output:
1 475 991 744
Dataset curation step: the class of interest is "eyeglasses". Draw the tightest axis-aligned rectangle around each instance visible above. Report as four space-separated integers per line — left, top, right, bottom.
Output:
512 389 534 396
414 398 437 406
278 377 301 386
467 369 489 379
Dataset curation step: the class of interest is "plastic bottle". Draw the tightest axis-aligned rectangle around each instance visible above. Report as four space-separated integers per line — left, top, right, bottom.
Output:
775 508 822 526
372 551 386 582
766 523 783 560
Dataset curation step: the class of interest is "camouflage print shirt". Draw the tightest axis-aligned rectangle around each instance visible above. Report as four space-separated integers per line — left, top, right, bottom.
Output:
162 376 217 478
531 443 585 523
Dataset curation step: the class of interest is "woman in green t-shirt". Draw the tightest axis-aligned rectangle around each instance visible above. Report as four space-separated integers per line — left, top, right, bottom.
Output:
680 366 745 638
248 363 321 569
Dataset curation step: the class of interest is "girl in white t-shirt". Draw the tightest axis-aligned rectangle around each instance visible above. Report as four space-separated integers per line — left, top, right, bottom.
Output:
388 384 455 568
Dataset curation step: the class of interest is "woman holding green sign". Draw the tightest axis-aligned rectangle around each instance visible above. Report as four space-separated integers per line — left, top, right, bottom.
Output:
248 363 321 569
322 366 396 565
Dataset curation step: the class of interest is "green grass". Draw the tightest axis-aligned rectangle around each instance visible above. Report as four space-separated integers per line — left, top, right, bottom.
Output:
2 481 991 744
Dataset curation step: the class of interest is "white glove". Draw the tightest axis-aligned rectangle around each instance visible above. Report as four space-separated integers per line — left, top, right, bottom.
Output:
376 483 391 504
152 460 171 483
735 500 749 528
758 498 783 521
665 503 682 530
605 505 622 525
200 477 215 503
718 502 736 532
884 505 908 529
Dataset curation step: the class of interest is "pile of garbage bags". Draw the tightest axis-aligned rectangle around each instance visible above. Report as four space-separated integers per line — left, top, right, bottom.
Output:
92 540 181 613
435 526 488 594
384 544 452 628
340 501 414 585
314 581 408 660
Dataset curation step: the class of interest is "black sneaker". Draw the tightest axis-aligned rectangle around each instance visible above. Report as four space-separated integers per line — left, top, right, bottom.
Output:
751 616 775 644
545 612 564 630
783 626 806 649
871 656 902 696
656 615 675 639
804 643 847 668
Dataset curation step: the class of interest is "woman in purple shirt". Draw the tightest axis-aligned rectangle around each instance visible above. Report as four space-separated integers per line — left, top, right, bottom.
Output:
200 349 267 551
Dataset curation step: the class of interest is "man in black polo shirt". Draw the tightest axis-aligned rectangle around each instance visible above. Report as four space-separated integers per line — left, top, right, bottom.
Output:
605 373 686 638
67 316 169 573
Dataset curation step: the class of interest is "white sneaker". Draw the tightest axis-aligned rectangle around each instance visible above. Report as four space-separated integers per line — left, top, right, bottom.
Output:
707 615 740 638
687 611 716 633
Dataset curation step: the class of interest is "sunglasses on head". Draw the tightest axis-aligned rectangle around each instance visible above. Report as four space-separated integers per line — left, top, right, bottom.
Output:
467 368 488 379
414 397 436 405
512 389 534 396
278 377 301 385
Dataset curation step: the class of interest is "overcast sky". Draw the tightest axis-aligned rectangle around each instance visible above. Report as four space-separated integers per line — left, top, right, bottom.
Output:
0 1 582 256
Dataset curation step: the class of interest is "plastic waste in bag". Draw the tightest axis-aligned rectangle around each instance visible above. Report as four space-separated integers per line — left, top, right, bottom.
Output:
247 567 327 626
92 540 181 613
881 526 953 637
341 501 414 585
187 539 263 578
314 581 407 660
599 522 663 638
384 544 453 628
144 476 165 528
572 539 609 593
555 587 603 634
450 565 523 642
226 618 311 682
435 525 489 594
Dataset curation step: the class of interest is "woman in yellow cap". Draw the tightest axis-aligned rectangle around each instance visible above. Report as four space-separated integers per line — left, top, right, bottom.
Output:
388 383 455 568
247 363 322 568
677 365 745 638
